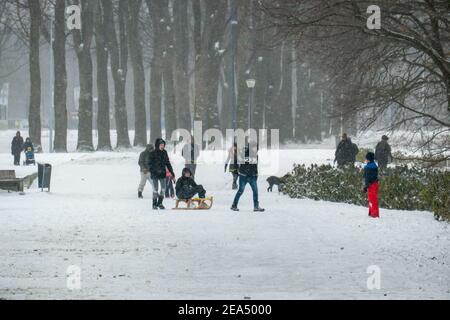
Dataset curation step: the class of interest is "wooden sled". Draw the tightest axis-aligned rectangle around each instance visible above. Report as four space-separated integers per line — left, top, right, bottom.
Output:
173 197 214 210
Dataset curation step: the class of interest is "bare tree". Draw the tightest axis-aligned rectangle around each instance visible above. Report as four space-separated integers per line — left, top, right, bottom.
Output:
95 0 112 151
72 0 96 151
103 0 131 149
127 0 147 147
28 0 42 152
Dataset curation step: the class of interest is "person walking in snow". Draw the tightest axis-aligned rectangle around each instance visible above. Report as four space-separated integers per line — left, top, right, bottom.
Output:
181 136 200 177
11 131 24 166
375 135 392 171
138 144 155 199
363 152 379 218
148 138 175 210
335 133 358 167
225 142 239 190
175 167 207 200
231 143 265 212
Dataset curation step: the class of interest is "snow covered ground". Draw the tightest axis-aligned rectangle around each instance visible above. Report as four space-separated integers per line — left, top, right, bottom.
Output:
0 131 449 299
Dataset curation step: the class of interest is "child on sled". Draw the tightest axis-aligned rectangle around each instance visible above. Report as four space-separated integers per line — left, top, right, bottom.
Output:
175 168 207 200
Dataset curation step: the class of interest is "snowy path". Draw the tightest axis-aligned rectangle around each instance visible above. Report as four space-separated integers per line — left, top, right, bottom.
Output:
0 149 449 299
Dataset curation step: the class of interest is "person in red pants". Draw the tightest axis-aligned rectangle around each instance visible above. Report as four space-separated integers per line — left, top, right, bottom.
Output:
363 152 380 218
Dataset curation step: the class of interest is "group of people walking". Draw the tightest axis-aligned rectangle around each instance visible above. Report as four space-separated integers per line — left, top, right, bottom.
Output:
10 131 34 166
138 137 264 212
138 137 207 210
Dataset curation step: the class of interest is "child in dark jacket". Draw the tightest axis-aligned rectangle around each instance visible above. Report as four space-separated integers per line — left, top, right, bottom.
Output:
175 168 206 200
364 152 379 218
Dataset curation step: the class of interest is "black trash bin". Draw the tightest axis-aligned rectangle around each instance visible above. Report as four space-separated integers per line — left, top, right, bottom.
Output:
38 163 52 192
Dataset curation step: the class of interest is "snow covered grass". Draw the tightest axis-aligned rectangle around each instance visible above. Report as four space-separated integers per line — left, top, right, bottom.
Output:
0 131 449 299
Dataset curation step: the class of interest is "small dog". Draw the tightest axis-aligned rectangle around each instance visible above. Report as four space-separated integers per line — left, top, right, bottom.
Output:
267 174 291 192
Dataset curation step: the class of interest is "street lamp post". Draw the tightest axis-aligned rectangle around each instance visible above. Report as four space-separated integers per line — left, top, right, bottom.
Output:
246 79 256 131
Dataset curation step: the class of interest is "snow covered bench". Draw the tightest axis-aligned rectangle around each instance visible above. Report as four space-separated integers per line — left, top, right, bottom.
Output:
0 170 38 192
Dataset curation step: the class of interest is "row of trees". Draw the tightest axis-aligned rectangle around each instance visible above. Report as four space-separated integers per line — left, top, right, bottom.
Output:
260 0 450 162
2 0 447 161
1 0 337 153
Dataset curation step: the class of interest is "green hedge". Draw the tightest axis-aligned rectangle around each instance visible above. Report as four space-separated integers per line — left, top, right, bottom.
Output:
282 165 449 221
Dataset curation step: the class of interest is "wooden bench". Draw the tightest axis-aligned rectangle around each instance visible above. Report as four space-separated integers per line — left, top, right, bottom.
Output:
0 170 38 193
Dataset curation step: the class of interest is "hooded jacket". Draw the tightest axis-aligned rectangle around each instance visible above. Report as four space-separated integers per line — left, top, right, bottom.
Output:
175 168 199 199
148 139 175 179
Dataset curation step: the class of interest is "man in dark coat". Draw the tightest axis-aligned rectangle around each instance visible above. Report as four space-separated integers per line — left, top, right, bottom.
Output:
375 135 392 171
175 167 206 200
138 144 155 199
335 133 357 167
148 138 175 210
11 131 24 166
231 144 265 212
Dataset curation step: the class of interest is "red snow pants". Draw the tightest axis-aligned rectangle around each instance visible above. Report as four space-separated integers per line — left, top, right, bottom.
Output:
367 181 380 218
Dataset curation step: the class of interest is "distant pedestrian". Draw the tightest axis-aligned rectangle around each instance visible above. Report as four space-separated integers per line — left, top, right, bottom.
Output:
231 143 265 212
335 133 358 167
11 131 24 166
225 143 239 190
375 135 392 171
148 138 175 210
138 144 155 199
182 137 200 177
363 152 379 218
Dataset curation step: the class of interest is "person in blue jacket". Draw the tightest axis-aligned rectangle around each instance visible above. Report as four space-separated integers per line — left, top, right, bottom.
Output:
364 152 380 218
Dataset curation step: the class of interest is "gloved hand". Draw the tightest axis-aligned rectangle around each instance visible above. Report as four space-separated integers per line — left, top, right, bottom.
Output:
363 187 368 193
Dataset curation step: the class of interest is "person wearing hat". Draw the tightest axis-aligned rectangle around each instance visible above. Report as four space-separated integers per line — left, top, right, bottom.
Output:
335 133 358 168
363 152 379 218
138 144 155 199
148 138 175 210
375 135 392 171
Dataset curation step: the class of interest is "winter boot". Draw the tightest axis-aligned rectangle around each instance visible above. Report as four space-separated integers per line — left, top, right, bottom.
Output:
231 205 239 212
138 191 143 199
157 196 165 210
152 198 158 210
254 206 265 212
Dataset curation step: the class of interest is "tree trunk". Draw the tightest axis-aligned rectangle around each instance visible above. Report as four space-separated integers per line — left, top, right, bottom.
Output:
173 0 191 132
161 2 177 140
193 0 226 130
53 0 67 152
73 0 96 151
103 0 131 149
95 0 112 151
146 0 164 142
127 0 147 147
28 0 42 152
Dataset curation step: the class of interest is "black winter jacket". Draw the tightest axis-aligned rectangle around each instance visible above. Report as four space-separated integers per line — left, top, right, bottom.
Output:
11 136 24 155
148 139 175 179
175 176 198 199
